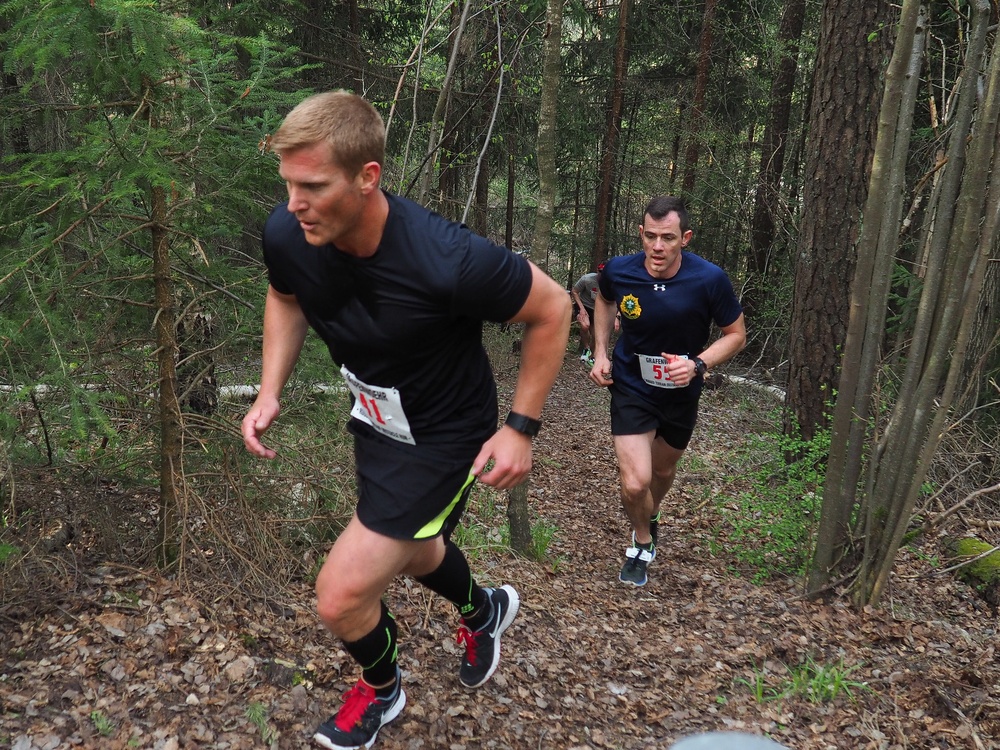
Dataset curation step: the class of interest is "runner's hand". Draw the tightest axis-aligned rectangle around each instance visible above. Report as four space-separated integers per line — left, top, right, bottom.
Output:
663 353 695 387
589 354 613 387
242 395 281 459
473 427 533 489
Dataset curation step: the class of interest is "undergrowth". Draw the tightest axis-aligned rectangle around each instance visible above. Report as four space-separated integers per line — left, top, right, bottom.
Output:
718 408 827 582
737 656 870 704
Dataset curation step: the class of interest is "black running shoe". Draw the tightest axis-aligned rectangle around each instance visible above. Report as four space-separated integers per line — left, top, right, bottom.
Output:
456 585 520 688
313 668 405 750
619 545 653 586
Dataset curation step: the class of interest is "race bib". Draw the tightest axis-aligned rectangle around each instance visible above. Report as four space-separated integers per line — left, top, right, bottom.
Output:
340 365 416 444
638 354 689 389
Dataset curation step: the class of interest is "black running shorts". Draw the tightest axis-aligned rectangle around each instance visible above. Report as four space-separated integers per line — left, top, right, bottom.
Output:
351 427 479 541
609 385 699 450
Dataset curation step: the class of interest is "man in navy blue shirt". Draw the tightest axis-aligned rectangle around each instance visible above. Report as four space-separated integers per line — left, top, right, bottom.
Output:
241 91 570 749
589 196 745 587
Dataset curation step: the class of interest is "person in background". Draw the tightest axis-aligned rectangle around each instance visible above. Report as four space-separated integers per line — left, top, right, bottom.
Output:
571 266 601 366
241 90 570 749
589 195 745 587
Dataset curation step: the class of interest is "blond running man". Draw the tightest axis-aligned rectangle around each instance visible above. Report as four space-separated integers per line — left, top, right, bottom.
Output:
242 91 570 748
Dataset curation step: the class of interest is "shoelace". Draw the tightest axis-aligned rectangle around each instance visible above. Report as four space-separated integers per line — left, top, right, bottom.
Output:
456 626 481 665
334 681 377 731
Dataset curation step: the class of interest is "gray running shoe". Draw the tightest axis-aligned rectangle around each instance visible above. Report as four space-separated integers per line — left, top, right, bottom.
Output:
619 546 653 586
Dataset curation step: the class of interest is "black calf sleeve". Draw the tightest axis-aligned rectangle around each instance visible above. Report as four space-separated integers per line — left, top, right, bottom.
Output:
342 600 398 688
415 540 488 618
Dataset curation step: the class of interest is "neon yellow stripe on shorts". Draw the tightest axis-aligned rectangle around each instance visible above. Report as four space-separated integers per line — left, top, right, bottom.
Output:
413 472 476 540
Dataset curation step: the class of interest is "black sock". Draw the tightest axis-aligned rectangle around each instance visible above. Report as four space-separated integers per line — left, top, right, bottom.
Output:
415 540 489 621
342 600 399 690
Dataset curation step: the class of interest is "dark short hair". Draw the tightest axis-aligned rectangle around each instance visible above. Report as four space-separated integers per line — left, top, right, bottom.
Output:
643 196 690 233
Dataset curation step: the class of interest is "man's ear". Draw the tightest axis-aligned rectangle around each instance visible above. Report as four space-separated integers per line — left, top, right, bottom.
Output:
682 229 694 247
358 161 382 193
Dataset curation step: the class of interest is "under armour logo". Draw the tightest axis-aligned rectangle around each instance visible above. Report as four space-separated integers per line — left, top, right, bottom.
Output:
653 284 666 291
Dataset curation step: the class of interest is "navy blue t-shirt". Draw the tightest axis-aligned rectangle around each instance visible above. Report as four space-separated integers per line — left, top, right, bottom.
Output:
598 251 742 403
262 192 532 447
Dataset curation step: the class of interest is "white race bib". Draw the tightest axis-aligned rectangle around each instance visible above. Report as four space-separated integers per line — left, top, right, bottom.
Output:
638 354 689 389
340 365 416 444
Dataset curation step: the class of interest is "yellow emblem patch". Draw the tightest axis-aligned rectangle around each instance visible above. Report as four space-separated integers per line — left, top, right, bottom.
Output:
620 294 641 320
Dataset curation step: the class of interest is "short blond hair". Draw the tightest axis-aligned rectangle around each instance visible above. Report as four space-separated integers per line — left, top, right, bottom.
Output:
271 90 385 175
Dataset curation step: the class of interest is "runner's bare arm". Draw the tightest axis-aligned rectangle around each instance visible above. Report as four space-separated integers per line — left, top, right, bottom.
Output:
474 262 571 488
589 293 617 386
241 285 310 458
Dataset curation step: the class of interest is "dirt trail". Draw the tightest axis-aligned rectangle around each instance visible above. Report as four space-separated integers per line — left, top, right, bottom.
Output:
3 357 998 749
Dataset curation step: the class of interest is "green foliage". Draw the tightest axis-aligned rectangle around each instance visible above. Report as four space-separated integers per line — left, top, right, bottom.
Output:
737 657 870 704
528 518 558 561
867 22 887 43
886 260 923 344
245 701 278 745
0 0 308 483
451 483 558 564
0 543 21 565
89 710 116 737
719 412 827 581
784 657 869 703
952 538 1000 587
454 486 509 559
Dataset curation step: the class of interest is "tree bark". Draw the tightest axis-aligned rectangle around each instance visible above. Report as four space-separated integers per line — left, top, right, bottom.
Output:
681 0 719 196
532 0 563 275
152 182 182 570
785 0 893 441
418 0 472 205
747 0 806 285
859 1 1000 604
592 0 632 270
508 0 564 558
506 482 533 555
809 0 925 593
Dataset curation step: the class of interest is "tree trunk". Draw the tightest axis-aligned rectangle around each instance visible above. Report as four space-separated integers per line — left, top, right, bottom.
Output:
463 7 504 233
681 0 719 196
592 0 631 270
809 0 925 594
531 0 563 275
418 0 472 205
506 482 533 555
785 0 893 441
508 0 564 558
152 182 183 570
747 0 806 285
506 149 515 251
858 1 1000 605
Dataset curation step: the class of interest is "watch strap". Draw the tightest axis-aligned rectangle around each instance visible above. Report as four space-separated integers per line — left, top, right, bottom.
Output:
505 411 542 437
694 357 708 376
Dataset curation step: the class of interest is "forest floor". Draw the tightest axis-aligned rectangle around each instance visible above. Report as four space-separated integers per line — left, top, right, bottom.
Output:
2 355 1000 750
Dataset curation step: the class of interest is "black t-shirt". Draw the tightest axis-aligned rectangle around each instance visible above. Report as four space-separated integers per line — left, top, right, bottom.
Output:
262 192 532 447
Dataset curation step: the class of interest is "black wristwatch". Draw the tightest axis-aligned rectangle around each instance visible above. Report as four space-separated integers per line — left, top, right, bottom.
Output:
505 411 542 437
693 357 708 377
